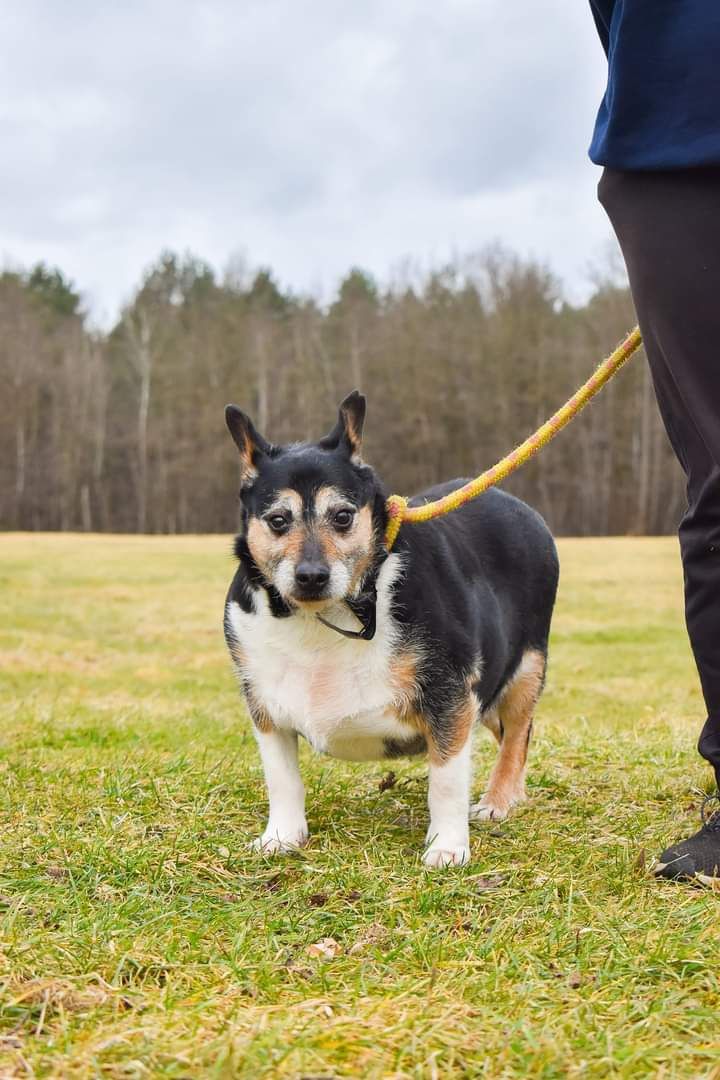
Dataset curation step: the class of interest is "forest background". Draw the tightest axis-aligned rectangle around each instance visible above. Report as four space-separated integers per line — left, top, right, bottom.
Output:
0 248 682 537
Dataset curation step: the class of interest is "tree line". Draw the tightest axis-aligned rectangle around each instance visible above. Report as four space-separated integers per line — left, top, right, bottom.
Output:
0 248 685 536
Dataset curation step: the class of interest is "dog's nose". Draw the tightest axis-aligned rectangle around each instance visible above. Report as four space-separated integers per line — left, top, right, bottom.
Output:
295 562 330 591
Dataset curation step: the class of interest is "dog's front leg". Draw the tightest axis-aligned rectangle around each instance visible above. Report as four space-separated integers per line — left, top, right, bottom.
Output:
252 727 308 853
423 732 472 868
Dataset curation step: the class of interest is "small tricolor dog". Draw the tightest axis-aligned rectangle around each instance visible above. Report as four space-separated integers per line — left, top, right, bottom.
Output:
224 392 558 867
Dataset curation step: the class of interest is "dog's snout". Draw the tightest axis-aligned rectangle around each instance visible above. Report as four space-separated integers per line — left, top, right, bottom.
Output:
295 561 330 591
293 557 330 591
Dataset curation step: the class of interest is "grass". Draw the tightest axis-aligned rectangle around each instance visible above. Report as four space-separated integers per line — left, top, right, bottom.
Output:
0 532 718 1079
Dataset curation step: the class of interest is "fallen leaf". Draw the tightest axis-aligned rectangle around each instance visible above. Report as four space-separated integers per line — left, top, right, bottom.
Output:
0 1036 23 1049
568 972 583 989
634 848 647 872
46 866 68 880
95 884 118 902
217 845 230 860
378 771 397 792
9 980 109 1012
308 892 328 907
285 963 313 979
306 937 341 959
471 874 506 892
348 923 390 955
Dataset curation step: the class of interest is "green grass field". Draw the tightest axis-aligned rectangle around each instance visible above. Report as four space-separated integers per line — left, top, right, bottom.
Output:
1 533 718 1078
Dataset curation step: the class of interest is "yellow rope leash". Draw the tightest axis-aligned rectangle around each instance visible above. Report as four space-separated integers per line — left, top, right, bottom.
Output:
384 326 643 550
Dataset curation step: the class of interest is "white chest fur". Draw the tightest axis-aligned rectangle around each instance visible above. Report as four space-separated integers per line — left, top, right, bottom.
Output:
227 556 416 761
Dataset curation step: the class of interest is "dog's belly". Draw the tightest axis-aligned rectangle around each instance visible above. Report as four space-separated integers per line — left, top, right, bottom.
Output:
227 593 423 761
226 570 427 764
302 706 423 761
257 657 418 760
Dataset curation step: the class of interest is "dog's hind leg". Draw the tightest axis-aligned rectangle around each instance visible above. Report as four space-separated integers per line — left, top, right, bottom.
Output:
480 707 502 745
471 649 546 823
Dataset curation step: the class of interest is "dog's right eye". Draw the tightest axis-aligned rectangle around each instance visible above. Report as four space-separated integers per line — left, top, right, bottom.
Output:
266 514 290 533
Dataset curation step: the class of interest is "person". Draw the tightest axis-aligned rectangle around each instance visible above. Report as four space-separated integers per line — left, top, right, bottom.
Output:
588 1 720 883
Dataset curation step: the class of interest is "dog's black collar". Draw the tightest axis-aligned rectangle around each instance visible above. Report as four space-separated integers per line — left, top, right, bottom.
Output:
314 550 388 641
316 587 377 640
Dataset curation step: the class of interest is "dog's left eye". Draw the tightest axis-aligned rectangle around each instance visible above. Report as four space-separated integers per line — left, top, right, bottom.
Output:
333 509 354 530
267 514 290 533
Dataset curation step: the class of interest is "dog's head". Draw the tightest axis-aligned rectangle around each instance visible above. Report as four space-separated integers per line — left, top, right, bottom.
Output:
226 392 387 610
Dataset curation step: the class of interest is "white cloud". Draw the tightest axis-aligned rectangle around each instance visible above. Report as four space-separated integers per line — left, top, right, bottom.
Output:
0 0 613 324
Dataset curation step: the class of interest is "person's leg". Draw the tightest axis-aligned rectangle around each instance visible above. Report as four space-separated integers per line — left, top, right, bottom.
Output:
599 167 720 880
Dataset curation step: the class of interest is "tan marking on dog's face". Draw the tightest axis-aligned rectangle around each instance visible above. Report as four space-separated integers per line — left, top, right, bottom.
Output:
313 485 348 520
245 484 376 602
246 489 305 580
314 486 376 594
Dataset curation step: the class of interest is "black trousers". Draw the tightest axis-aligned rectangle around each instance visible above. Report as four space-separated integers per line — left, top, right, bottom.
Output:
599 167 720 788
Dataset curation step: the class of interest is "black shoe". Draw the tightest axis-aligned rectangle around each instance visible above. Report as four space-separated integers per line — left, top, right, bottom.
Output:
654 793 720 885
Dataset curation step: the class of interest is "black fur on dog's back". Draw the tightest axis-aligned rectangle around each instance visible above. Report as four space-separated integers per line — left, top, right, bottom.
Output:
391 480 559 731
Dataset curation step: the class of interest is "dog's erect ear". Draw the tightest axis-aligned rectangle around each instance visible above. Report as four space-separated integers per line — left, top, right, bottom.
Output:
320 390 366 460
225 405 271 486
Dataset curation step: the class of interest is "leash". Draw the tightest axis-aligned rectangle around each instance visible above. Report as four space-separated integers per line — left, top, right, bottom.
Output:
383 326 643 550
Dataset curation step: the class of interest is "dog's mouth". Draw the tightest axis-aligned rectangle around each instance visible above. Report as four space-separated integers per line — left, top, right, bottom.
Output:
288 579 338 608
292 592 332 608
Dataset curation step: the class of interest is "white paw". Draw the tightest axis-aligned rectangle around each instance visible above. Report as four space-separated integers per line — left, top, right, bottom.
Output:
423 842 471 869
251 823 308 854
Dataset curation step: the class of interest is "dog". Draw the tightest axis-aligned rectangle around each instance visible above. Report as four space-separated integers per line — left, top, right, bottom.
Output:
223 392 559 867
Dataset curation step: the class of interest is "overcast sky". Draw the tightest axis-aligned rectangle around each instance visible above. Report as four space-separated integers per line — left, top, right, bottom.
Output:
1 0 614 324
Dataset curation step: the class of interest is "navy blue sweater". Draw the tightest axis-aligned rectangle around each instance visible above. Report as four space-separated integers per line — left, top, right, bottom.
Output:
590 0 720 169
